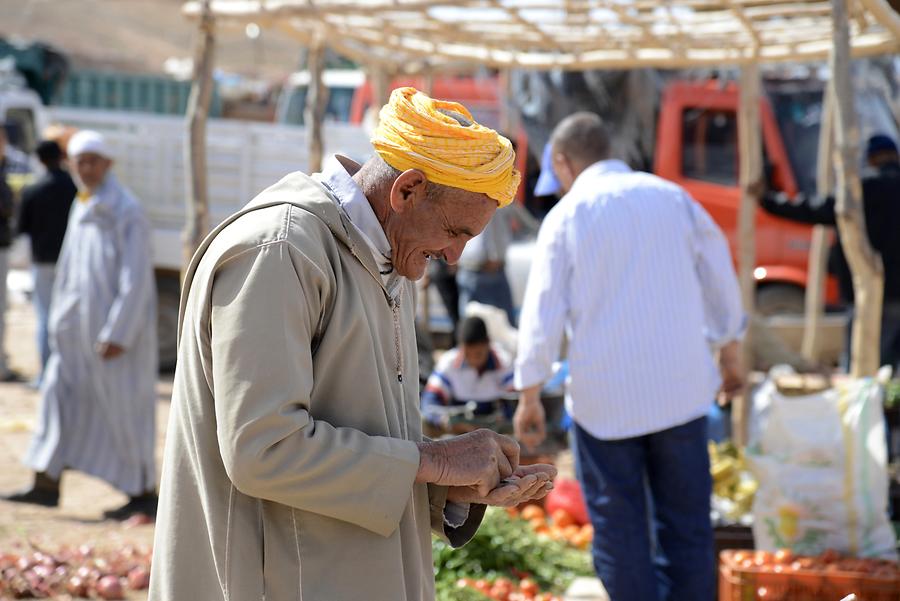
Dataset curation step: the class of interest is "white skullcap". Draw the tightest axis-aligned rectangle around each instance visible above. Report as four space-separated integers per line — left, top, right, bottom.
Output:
68 130 113 159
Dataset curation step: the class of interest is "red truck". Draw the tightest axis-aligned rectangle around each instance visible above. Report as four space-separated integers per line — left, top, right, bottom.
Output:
656 79 898 314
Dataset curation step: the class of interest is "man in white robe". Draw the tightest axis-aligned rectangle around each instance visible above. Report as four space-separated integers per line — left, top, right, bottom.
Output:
3 130 158 519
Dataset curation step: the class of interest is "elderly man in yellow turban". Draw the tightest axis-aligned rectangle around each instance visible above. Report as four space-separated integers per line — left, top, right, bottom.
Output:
150 88 555 601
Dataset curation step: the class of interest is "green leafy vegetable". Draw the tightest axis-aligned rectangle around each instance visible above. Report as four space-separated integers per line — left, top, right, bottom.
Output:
433 507 593 596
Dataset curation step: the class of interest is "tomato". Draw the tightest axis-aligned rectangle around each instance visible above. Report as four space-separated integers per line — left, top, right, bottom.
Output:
520 505 545 521
732 551 750 564
475 579 492 594
491 579 513 601
519 578 539 596
551 509 576 529
773 549 793 565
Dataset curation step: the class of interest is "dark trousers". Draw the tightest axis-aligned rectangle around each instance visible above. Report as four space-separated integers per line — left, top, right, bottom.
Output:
573 417 714 601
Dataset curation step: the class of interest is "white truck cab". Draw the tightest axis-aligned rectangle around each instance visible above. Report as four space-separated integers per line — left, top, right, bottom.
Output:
0 71 48 156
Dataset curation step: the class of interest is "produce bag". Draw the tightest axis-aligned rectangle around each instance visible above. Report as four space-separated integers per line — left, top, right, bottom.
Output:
746 367 897 559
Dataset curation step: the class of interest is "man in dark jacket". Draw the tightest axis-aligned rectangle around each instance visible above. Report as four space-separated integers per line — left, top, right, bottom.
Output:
756 134 900 370
18 140 77 383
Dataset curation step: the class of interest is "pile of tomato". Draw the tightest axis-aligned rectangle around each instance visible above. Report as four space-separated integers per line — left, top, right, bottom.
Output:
456 576 564 601
0 544 151 599
507 505 594 550
723 549 900 579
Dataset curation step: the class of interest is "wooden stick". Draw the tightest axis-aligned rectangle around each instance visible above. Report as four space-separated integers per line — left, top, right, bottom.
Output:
802 85 834 363
183 0 215 276
304 40 326 174
830 0 884 377
735 62 762 446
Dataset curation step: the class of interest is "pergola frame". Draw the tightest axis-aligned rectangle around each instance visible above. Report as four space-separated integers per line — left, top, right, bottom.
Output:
183 0 900 71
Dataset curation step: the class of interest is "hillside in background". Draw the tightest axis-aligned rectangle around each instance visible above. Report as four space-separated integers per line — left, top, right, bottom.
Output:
0 0 303 78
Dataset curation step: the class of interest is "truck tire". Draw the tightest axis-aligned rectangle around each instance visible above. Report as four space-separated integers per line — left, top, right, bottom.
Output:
156 273 181 371
756 284 805 316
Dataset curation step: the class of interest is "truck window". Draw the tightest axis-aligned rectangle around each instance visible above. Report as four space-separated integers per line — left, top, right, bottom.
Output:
769 90 821 196
278 86 356 125
4 107 37 153
681 108 738 186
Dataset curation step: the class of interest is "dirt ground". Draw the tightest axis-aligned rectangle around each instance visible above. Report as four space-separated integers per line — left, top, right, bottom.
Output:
1 294 165 599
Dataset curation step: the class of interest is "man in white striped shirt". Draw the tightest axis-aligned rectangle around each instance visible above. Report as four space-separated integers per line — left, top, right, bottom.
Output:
514 113 745 601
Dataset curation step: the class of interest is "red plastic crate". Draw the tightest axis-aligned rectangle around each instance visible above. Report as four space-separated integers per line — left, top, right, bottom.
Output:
718 550 900 601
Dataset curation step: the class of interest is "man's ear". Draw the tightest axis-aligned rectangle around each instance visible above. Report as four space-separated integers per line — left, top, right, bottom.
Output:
389 169 428 213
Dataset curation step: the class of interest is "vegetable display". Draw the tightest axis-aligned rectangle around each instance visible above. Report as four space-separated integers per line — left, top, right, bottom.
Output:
434 507 593 601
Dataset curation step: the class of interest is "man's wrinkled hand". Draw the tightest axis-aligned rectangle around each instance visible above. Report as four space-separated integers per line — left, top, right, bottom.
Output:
96 342 125 360
416 429 520 497
446 463 557 507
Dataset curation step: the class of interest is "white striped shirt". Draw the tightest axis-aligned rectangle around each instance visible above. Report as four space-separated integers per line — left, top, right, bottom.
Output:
514 160 745 440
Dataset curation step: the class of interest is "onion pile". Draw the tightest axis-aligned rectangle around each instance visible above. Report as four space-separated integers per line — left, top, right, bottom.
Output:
0 544 152 599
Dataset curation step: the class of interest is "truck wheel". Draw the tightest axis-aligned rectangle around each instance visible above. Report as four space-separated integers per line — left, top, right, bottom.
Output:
756 284 805 316
156 274 181 371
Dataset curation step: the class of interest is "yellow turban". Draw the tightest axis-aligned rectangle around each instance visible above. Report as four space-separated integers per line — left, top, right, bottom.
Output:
371 87 520 208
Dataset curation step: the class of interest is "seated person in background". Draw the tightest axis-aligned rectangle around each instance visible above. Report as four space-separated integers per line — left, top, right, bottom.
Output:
422 316 514 430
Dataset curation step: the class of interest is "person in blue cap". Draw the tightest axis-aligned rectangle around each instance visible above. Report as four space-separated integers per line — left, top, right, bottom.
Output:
534 140 562 197
753 133 900 371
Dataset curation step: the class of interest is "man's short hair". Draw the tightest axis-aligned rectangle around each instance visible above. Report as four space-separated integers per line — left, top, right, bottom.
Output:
457 316 489 346
36 140 63 165
551 112 611 165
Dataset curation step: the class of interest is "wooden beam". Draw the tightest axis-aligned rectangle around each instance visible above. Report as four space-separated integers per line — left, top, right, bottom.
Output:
722 0 763 47
858 0 900 40
734 62 762 447
304 41 326 174
830 0 884 377
183 0 215 275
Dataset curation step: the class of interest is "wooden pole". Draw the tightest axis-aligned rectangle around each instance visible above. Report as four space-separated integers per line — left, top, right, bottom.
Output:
423 69 435 96
802 87 834 362
364 66 390 133
500 69 514 135
734 63 762 447
830 0 884 377
372 66 390 110
304 41 326 174
183 0 215 275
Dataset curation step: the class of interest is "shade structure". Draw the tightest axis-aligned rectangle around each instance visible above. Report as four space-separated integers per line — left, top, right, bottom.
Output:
183 0 900 71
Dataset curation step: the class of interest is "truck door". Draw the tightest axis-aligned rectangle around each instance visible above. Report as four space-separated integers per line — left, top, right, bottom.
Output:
655 81 816 313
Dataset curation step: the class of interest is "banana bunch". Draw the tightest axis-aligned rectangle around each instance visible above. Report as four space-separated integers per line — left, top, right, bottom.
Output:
709 441 758 520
